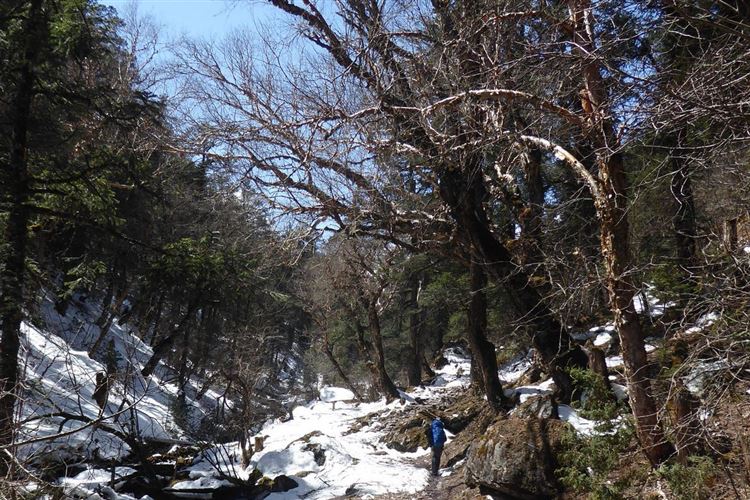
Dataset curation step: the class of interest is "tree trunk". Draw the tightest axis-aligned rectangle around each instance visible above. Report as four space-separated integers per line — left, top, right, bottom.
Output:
439 166 586 402
89 274 116 356
469 358 484 394
673 382 699 464
141 301 198 378
671 152 698 270
421 354 436 380
90 284 129 357
467 262 504 407
366 302 400 401
94 274 115 330
430 2 585 402
0 0 44 450
723 218 738 253
406 273 423 387
148 292 166 346
584 341 612 393
599 139 674 468
569 0 674 466
519 146 546 268
321 335 362 401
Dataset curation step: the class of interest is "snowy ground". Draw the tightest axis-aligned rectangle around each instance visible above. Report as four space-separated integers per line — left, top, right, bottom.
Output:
174 346 592 499
18 284 707 499
180 350 475 499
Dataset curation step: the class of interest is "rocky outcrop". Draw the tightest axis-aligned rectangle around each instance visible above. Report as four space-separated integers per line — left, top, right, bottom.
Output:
382 415 430 452
441 404 498 469
303 442 327 466
380 395 487 453
465 417 568 499
442 394 485 433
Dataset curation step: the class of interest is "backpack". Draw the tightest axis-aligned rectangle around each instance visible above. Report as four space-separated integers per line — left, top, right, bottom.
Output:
431 418 447 447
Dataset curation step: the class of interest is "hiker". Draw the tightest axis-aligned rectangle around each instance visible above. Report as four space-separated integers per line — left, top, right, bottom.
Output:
427 416 447 476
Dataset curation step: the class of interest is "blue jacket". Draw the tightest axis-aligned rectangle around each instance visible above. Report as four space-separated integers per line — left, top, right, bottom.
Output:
431 418 447 448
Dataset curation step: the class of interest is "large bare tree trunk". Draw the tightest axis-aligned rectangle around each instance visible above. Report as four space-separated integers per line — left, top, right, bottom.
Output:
406 273 423 387
599 136 674 468
569 0 673 465
439 166 586 402
0 0 44 451
467 262 504 407
366 302 400 401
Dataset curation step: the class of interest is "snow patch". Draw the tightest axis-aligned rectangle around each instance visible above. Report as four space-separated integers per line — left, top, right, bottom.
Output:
176 349 476 499
684 359 730 395
319 387 355 403
505 378 556 403
558 405 623 436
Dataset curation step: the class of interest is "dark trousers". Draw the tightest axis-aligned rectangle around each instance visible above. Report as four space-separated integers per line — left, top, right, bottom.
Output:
431 445 443 475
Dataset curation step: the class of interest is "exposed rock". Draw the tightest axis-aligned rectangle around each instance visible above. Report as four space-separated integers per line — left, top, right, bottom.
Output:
465 417 568 499
373 387 472 452
256 473 298 495
441 405 499 469
382 415 430 452
345 483 360 496
304 442 326 466
515 366 543 387
510 394 558 420
271 474 298 492
441 395 485 433
247 468 263 485
296 431 323 443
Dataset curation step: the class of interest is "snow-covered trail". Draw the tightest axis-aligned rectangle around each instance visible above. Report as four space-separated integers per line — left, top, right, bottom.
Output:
256 399 432 499
183 349 476 499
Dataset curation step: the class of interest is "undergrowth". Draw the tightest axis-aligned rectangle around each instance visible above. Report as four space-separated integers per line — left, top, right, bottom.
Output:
568 367 619 420
657 456 717 500
556 419 636 499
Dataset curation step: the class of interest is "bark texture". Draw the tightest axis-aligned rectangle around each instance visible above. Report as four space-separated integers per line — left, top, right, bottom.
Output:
569 0 673 464
467 262 504 406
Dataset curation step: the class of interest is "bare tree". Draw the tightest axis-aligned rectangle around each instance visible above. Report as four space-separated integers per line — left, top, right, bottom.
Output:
171 1 589 403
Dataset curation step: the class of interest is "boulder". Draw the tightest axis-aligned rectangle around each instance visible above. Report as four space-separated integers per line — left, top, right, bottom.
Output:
382 416 430 452
271 474 298 492
441 405 499 468
465 417 568 499
303 442 326 466
442 395 485 433
510 394 558 420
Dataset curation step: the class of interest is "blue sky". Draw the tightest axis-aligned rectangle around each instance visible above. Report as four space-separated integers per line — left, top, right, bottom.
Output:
100 0 279 39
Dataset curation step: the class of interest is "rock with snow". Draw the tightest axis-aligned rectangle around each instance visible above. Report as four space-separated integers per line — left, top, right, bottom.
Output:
505 378 556 403
382 415 430 452
557 405 624 437
270 474 298 492
684 359 731 395
594 331 612 346
511 394 558 419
